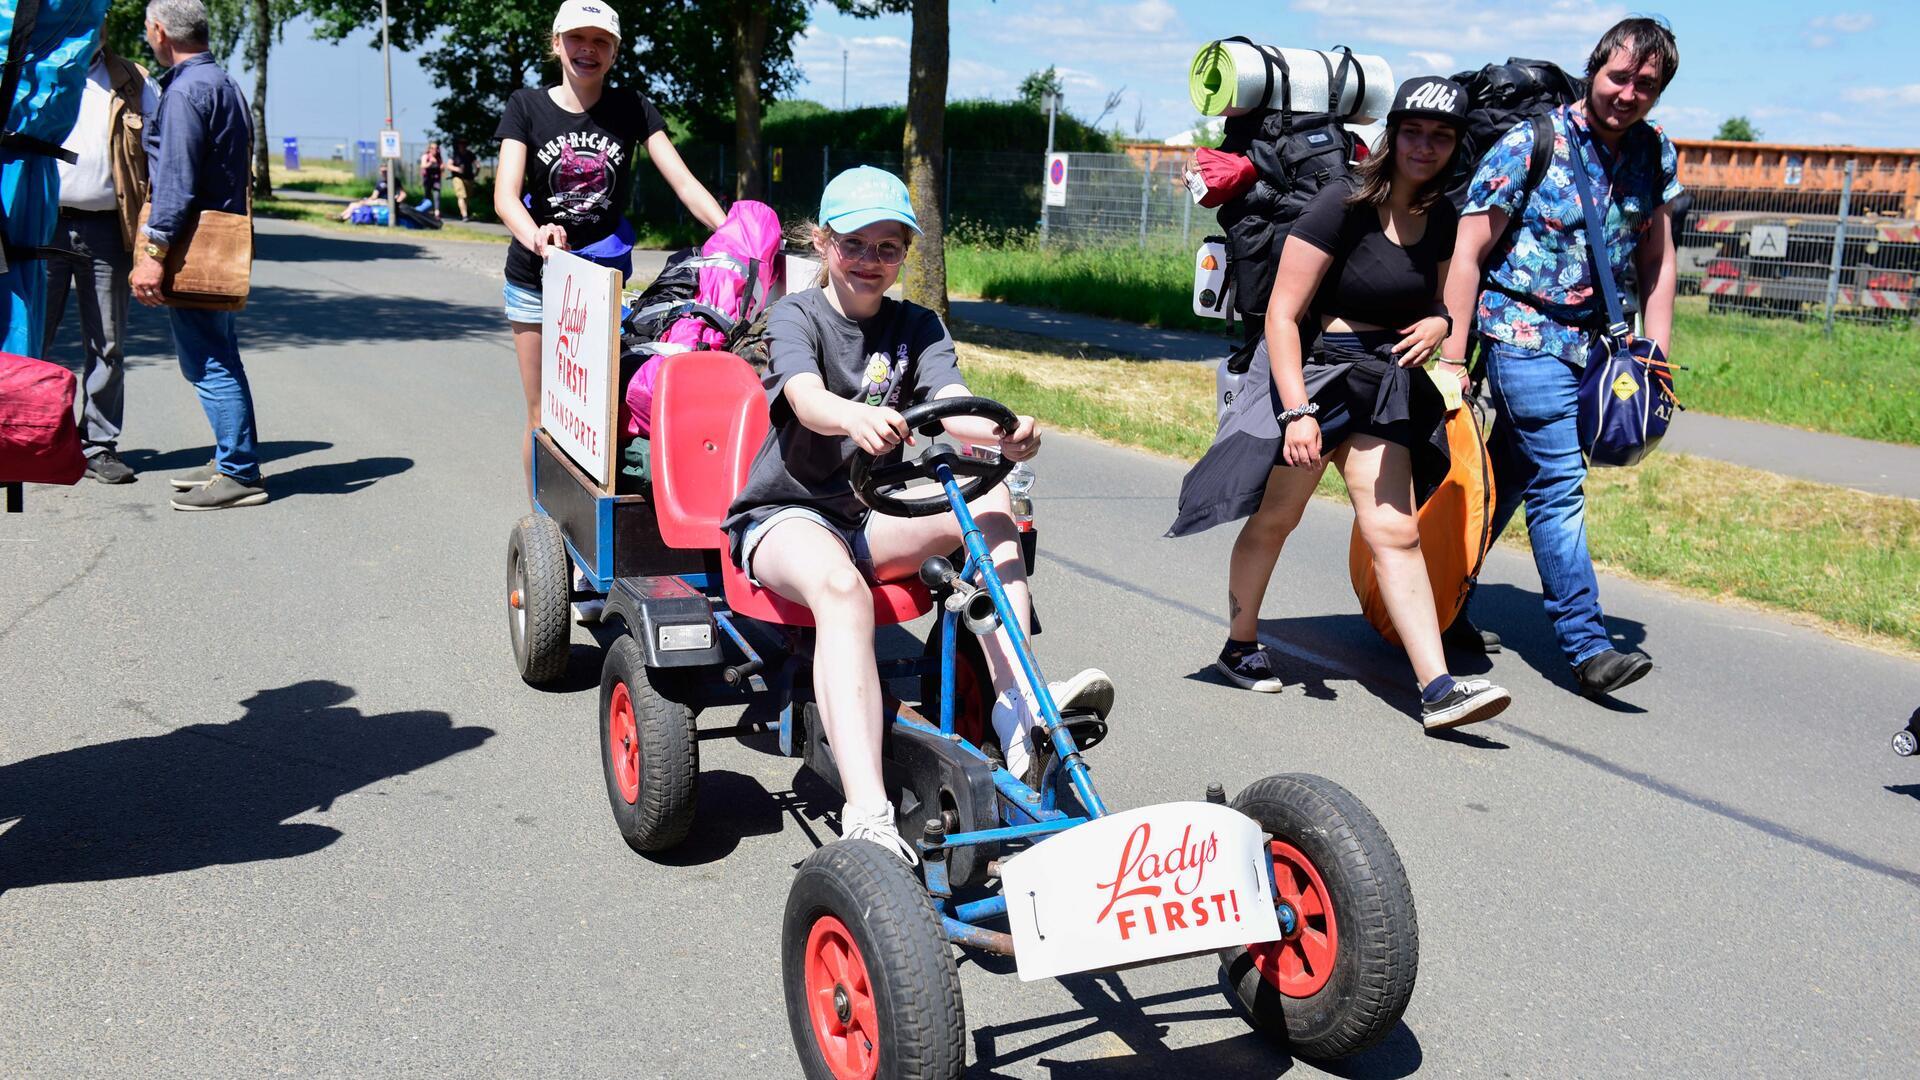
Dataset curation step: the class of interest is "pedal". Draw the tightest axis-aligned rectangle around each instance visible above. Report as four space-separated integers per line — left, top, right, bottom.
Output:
1049 708 1108 753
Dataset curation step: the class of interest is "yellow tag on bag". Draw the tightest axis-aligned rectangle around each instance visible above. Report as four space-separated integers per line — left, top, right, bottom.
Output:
1424 361 1464 412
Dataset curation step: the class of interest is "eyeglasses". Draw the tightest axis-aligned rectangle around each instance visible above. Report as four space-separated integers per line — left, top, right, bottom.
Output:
832 234 907 266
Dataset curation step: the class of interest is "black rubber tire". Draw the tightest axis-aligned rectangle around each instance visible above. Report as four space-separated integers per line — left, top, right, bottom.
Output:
599 635 699 852
918 628 992 750
508 513 572 686
782 842 965 1080
1219 773 1418 1060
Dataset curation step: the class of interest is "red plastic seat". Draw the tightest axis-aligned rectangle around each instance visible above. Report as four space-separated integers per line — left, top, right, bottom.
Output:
653 353 927 627
650 351 766 550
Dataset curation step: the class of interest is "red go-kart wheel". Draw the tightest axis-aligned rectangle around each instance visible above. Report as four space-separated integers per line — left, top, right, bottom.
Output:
783 841 964 1080
1219 773 1418 1061
598 635 698 853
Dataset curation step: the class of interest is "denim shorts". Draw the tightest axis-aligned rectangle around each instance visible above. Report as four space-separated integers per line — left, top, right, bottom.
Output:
738 507 876 588
503 280 542 324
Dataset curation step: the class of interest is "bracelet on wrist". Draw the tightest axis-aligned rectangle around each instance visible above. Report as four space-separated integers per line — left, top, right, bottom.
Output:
1278 401 1321 425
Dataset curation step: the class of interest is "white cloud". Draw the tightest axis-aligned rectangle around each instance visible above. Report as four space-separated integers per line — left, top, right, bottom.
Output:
848 35 908 50
1406 50 1456 73
1843 84 1920 107
1287 0 1624 57
1125 0 1179 34
1804 13 1875 48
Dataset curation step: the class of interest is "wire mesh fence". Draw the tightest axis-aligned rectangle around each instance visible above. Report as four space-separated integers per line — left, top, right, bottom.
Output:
1675 163 1918 328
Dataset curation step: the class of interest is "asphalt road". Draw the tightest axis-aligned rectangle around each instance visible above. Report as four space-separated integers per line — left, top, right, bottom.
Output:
3 220 1917 1078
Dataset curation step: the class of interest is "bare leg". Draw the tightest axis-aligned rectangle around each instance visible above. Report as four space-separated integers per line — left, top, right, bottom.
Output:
1225 462 1325 641
511 320 541 503
750 520 889 809
1337 436 1447 686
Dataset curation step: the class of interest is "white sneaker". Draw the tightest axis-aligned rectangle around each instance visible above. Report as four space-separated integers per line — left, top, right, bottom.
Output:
572 567 605 624
840 802 919 865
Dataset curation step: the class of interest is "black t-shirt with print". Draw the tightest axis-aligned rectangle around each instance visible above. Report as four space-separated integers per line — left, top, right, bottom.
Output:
494 85 665 289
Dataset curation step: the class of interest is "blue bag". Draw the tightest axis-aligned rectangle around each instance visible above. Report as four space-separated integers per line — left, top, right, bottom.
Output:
1564 123 1678 468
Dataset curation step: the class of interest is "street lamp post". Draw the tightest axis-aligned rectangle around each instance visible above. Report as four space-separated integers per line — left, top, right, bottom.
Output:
380 0 396 229
1040 89 1060 244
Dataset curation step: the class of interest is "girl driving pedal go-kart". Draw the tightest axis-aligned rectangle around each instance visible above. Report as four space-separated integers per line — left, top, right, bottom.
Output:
719 167 1114 861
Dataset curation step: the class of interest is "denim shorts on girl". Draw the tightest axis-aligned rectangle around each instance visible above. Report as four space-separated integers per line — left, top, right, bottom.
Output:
737 507 876 588
503 280 543 323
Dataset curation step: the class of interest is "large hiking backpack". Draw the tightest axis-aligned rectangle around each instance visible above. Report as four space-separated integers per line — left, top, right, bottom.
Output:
621 199 782 437
1213 40 1367 319
1443 58 1585 216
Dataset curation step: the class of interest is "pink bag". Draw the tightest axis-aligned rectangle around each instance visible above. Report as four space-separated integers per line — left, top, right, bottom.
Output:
624 201 783 437
0 352 86 486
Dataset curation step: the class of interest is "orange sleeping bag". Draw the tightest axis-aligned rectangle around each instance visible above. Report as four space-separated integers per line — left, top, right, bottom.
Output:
1348 401 1496 647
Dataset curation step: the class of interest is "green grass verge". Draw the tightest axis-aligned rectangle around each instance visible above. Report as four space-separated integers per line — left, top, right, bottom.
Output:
254 198 506 245
945 240 1920 446
951 322 1920 654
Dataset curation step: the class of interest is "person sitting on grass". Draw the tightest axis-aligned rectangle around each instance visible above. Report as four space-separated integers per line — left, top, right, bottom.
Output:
1169 77 1512 734
338 177 404 221
719 167 1113 862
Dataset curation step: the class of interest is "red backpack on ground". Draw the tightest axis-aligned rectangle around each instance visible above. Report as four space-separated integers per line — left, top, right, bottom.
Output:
0 353 86 486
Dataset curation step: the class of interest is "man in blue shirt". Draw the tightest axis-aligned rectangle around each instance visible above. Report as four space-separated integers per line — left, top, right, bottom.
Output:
1441 18 1681 698
129 0 263 510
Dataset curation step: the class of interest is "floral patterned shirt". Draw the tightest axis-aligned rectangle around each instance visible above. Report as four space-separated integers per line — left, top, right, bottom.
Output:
1464 105 1683 365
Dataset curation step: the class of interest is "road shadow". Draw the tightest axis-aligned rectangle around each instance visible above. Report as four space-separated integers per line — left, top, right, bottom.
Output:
1886 784 1920 804
269 455 413 498
1466 582 1649 706
118 439 333 476
0 680 493 896
255 229 427 265
964 969 1422 1078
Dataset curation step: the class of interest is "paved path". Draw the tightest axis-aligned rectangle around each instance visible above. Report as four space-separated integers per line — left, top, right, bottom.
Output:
2 218 1915 1077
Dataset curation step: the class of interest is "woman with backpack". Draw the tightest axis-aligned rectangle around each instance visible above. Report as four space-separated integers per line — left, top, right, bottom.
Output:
494 0 726 500
1170 77 1512 733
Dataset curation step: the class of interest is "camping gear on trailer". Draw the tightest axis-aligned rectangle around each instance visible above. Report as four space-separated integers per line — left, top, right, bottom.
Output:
1188 39 1393 123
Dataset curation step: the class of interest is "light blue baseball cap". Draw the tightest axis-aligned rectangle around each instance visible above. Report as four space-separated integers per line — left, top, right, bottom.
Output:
819 166 921 235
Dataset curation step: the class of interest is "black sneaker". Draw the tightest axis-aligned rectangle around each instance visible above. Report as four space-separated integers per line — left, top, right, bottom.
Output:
1421 678 1512 732
1575 650 1653 698
1442 613 1501 654
85 449 135 484
169 460 218 490
1215 645 1284 693
170 473 268 511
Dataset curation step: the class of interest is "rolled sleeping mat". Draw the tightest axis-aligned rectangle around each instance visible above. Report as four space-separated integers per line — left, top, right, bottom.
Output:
1189 39 1394 123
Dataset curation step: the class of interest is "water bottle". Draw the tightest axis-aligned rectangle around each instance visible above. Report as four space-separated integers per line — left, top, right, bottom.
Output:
1217 338 1258 426
1006 460 1036 533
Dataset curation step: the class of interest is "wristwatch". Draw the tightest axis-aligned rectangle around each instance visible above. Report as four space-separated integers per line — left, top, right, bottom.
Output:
144 238 168 260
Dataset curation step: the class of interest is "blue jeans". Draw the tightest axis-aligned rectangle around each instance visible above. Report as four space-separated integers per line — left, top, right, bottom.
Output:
170 306 260 484
1482 341 1610 667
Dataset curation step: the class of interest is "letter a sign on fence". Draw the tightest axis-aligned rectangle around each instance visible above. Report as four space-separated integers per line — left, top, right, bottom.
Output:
1750 224 1789 259
1045 153 1070 207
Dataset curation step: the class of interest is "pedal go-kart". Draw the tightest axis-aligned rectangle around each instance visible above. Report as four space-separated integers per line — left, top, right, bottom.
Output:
508 348 1419 1077
1895 707 1920 757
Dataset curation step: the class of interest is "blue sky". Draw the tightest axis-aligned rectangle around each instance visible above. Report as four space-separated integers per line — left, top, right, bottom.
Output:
256 1 1918 148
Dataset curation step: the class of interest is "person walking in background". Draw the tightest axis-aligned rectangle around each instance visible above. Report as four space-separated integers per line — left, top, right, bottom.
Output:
447 137 478 221
131 0 264 511
1170 78 1510 734
418 140 443 219
1440 17 1682 698
42 33 157 486
494 0 726 499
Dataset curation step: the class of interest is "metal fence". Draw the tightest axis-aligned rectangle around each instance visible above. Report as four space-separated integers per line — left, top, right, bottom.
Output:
1674 162 1917 328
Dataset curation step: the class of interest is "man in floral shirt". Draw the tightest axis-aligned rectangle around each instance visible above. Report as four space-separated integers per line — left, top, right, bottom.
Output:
1440 18 1681 699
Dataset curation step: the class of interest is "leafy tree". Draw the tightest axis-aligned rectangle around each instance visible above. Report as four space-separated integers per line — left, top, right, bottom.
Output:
1715 116 1761 142
304 1 811 201
1017 66 1060 109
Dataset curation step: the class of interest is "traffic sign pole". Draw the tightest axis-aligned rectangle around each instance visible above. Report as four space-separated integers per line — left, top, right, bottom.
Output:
380 0 396 229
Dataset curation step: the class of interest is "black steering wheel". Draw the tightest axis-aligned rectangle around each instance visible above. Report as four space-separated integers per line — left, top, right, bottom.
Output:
850 396 1019 518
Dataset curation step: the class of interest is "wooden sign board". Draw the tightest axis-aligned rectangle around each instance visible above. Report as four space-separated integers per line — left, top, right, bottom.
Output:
541 248 623 489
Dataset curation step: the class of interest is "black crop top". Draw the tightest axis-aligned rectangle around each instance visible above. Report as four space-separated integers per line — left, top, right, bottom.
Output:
1287 182 1456 329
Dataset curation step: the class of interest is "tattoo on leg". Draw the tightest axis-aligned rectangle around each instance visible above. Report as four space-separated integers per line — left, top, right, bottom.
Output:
1229 592 1242 621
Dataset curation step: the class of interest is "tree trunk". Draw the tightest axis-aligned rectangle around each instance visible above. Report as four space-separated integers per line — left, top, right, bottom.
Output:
248 0 271 199
902 0 948 317
731 2 768 201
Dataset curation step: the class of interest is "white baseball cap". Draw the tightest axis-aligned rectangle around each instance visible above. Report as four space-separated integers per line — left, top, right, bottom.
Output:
553 0 621 40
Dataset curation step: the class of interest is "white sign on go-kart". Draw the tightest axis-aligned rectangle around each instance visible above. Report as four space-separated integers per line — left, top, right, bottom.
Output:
541 248 622 487
1001 801 1281 981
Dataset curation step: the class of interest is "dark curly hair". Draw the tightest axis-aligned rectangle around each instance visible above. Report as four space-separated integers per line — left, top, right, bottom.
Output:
1587 17 1680 93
